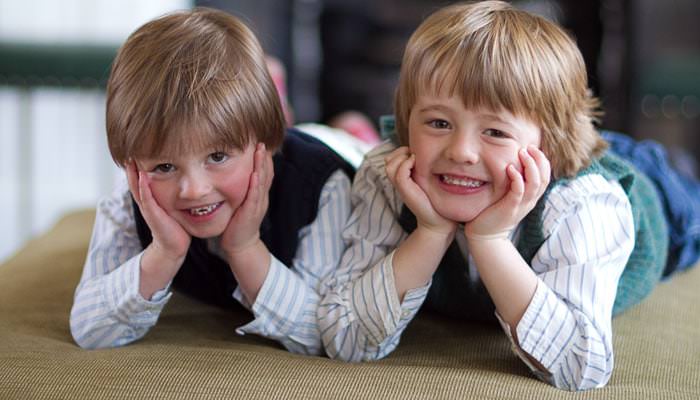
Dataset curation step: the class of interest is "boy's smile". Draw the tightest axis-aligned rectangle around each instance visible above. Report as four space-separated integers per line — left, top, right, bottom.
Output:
408 93 541 223
136 143 256 238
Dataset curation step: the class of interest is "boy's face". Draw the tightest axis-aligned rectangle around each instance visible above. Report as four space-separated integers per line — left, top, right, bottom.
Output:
408 92 541 223
135 142 256 238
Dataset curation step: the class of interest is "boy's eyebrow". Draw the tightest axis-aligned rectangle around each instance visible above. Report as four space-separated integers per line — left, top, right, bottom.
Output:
480 113 509 124
415 104 453 113
479 113 518 129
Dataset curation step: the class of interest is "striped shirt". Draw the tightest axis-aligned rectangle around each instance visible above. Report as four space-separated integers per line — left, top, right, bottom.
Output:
319 142 635 391
70 169 352 355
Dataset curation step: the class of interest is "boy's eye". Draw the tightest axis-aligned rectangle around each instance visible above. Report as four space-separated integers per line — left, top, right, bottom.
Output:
208 151 229 164
153 163 175 173
428 119 451 129
483 129 508 138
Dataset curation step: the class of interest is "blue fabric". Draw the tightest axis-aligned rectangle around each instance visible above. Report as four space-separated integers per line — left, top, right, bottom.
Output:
603 131 700 276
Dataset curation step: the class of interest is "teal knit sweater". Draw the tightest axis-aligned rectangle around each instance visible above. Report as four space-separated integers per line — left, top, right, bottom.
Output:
516 151 669 315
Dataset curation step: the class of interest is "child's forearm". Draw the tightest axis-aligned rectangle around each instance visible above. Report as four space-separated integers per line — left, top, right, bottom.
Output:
139 244 186 300
467 238 538 329
393 226 453 301
225 238 271 305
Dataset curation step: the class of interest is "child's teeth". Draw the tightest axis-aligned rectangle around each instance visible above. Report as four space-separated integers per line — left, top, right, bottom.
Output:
190 204 216 216
442 175 483 187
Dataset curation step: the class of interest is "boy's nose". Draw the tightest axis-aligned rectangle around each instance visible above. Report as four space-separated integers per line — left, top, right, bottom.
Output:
179 173 212 200
446 131 479 164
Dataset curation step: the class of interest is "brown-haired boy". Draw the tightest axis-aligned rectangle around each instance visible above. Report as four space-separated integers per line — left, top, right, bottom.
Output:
70 8 353 355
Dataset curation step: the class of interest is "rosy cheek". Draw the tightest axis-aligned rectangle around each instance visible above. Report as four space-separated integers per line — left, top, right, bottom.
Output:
222 173 249 205
146 182 172 208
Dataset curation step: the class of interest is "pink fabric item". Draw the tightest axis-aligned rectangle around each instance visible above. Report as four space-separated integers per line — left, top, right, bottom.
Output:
329 111 381 145
266 56 294 126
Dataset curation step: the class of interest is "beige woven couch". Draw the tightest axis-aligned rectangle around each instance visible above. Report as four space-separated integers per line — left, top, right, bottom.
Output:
1 210 698 399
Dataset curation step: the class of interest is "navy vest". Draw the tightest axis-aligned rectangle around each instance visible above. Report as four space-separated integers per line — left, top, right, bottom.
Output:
133 128 354 310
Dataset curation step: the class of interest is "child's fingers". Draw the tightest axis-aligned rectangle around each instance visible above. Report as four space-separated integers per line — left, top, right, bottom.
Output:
138 172 169 224
138 172 154 210
385 158 403 183
384 147 411 169
253 144 272 214
394 154 424 202
252 143 274 194
126 161 141 204
490 164 525 217
136 171 162 227
519 148 541 198
253 142 265 181
528 145 551 187
385 149 411 183
248 166 268 218
254 157 270 214
248 170 260 209
518 149 541 188
262 145 274 190
396 154 415 184
506 164 525 199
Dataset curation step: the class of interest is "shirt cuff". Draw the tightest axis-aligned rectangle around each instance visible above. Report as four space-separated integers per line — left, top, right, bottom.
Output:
348 251 430 345
235 255 313 339
515 279 574 371
495 310 552 384
104 252 172 324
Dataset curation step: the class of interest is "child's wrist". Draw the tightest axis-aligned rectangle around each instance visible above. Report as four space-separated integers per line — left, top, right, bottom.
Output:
464 229 512 242
414 224 455 246
225 236 265 261
145 243 187 268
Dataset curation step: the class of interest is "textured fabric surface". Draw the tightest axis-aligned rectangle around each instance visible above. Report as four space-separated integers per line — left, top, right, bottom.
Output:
1 210 698 399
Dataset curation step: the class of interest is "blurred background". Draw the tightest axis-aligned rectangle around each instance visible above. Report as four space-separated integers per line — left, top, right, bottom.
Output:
1 0 699 263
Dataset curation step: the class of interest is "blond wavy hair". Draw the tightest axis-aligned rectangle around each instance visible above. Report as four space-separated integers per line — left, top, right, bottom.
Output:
394 1 606 178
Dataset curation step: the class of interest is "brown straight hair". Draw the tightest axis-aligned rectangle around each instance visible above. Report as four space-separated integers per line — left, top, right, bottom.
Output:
106 7 285 166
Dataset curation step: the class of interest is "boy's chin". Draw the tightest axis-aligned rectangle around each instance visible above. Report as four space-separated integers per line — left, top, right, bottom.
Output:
185 226 226 240
434 205 479 225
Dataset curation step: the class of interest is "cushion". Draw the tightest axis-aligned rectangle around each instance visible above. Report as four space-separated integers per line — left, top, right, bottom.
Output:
1 210 698 399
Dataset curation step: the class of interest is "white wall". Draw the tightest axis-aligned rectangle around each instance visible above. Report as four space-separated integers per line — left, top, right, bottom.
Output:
0 0 191 263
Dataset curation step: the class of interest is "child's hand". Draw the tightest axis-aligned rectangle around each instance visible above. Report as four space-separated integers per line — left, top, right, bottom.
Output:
221 143 273 257
385 146 457 236
126 161 191 261
465 146 551 241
